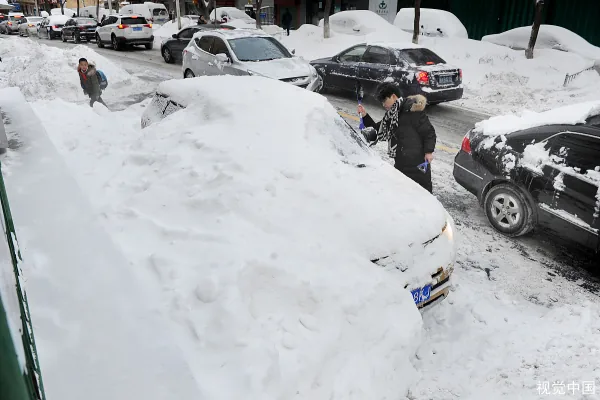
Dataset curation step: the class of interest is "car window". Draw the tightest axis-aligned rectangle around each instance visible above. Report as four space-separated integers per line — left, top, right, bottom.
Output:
76 18 95 25
195 36 214 53
227 36 290 62
121 17 148 25
362 46 391 64
399 48 446 66
338 45 367 63
211 38 230 57
546 132 600 174
153 8 168 16
178 28 194 39
105 16 118 25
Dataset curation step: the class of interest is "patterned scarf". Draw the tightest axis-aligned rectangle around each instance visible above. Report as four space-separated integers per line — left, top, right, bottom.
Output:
377 98 403 158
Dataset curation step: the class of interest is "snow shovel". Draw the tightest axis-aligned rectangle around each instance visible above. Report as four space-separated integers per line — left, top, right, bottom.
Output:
417 161 429 173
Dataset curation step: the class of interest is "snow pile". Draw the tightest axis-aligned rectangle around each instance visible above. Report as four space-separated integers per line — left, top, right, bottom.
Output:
319 10 411 39
0 37 144 102
210 7 255 23
394 8 468 38
153 18 194 38
36 75 458 399
483 25 600 64
473 100 600 136
281 20 600 113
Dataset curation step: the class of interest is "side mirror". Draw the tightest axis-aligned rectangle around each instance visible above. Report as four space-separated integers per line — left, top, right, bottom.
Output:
215 53 230 64
172 33 177 38
291 48 295 55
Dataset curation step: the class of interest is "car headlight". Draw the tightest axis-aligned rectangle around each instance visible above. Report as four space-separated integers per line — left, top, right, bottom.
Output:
441 216 454 242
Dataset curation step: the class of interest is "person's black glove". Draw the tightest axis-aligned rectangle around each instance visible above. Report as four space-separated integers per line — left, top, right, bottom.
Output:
361 127 378 145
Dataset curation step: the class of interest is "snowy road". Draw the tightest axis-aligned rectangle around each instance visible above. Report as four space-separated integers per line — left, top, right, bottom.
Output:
2 35 600 399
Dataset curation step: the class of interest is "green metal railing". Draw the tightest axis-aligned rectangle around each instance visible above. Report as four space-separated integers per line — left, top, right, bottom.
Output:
0 160 46 400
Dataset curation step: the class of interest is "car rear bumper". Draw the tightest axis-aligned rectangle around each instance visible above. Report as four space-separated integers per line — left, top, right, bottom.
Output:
7 26 19 33
116 35 154 45
420 85 463 103
453 149 487 199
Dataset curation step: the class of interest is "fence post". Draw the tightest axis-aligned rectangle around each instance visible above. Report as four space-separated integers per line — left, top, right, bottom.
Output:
0 160 46 400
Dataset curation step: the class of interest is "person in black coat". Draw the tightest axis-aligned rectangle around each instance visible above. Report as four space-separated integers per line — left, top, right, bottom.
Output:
282 9 292 36
358 83 436 193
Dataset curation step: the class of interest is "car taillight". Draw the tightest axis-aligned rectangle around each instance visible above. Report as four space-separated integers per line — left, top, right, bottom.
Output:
79 26 86 30
7 22 11 26
461 134 472 154
117 24 128 29
416 71 429 85
28 23 34 27
144 23 152 28
52 25 57 29
459 69 463 79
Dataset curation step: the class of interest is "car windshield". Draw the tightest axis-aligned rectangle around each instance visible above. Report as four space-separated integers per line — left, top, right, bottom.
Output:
9 16 23 21
227 36 290 62
121 16 148 25
77 18 95 24
399 48 446 66
29 17 42 22
153 9 168 16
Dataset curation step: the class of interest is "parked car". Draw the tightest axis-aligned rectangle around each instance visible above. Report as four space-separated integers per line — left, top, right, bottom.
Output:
96 14 154 50
37 15 70 40
182 30 321 91
310 42 463 104
161 24 236 63
0 15 24 34
18 16 43 37
120 2 169 25
50 8 76 17
61 17 98 43
453 104 600 252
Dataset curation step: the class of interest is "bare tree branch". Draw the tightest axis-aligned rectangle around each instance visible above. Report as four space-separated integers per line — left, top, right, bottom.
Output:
526 0 544 59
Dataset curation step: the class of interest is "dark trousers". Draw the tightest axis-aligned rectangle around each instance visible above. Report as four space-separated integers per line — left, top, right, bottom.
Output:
90 96 107 108
285 24 290 35
397 164 433 194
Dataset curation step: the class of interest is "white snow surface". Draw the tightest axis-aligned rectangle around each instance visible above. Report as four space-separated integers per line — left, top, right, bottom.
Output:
0 37 145 102
20 75 461 399
210 7 255 23
153 18 194 38
483 25 600 64
394 8 468 39
319 10 411 39
282 23 600 114
473 100 600 136
50 8 76 17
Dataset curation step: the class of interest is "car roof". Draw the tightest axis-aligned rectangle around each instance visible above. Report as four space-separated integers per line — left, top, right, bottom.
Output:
367 41 426 51
194 28 269 39
506 123 600 140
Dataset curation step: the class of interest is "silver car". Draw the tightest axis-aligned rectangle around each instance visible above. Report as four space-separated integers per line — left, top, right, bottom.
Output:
0 15 24 34
182 30 321 91
18 16 43 37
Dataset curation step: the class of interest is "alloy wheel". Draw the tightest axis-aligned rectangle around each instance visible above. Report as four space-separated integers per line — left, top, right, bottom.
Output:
489 193 522 230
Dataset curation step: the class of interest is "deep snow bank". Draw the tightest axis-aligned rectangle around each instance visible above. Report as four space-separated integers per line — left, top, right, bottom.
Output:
34 75 460 399
483 25 600 64
281 25 600 113
0 37 144 102
394 8 468 38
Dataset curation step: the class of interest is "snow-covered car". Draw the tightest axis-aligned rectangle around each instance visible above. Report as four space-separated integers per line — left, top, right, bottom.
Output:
37 15 70 40
318 10 409 38
453 101 600 251
310 42 463 104
482 25 600 63
50 8 76 17
210 7 255 24
140 76 456 311
96 14 154 50
394 8 468 39
182 30 321 92
161 24 236 64
17 16 43 37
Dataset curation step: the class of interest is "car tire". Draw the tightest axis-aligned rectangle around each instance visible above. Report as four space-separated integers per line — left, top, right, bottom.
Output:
184 69 195 79
162 46 173 63
111 34 121 51
96 34 104 48
484 183 534 237
74 33 81 44
61 32 67 42
145 42 153 50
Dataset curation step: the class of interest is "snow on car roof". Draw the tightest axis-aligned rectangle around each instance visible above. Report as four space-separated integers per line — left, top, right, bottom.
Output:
368 41 425 50
192 28 269 40
473 100 600 136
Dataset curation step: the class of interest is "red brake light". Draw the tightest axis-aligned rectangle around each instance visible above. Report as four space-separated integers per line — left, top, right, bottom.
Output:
461 134 472 154
416 71 429 85
459 69 463 79
7 22 11 25
144 23 152 28
426 61 435 65
52 25 57 29
117 24 128 29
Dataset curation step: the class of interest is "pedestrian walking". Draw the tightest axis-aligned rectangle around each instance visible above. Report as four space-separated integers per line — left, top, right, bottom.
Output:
359 83 436 193
77 58 108 109
282 9 292 36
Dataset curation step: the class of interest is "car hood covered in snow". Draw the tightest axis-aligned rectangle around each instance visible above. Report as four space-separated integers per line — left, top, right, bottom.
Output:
241 56 313 80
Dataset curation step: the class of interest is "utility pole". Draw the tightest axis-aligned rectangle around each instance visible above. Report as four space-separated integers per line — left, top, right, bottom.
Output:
34 0 39 15
108 0 112 16
176 0 181 29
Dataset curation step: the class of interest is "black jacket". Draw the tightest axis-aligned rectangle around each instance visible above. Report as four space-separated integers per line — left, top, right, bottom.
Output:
363 94 436 169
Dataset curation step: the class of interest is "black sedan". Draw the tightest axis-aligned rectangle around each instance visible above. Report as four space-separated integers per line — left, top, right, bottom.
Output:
453 112 600 252
310 43 463 104
161 23 235 64
61 17 98 43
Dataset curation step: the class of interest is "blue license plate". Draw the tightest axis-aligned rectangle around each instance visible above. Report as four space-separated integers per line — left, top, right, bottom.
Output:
133 27 142 31
411 284 431 305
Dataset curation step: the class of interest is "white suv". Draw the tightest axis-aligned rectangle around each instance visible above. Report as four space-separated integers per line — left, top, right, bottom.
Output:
96 14 154 50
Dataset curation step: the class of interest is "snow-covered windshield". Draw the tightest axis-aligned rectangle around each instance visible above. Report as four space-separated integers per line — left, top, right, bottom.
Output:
228 37 291 62
400 48 445 66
